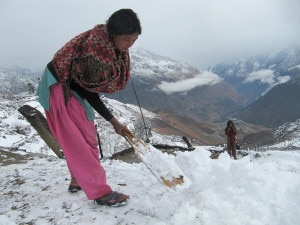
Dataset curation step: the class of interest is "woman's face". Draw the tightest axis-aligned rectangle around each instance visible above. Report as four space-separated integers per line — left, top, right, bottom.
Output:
112 33 139 52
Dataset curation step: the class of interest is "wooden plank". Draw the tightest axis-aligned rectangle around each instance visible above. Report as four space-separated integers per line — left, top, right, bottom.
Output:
18 105 64 158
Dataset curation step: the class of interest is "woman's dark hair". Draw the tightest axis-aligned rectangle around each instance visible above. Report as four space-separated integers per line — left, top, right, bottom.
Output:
227 120 234 127
106 9 142 36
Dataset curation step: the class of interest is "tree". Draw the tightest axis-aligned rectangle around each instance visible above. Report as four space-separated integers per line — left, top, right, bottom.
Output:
27 83 35 95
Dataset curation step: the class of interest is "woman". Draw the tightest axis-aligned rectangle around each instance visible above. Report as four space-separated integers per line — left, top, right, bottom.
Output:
37 9 141 207
225 120 237 160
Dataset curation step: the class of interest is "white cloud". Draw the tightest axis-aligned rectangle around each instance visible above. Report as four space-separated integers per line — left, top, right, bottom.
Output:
244 69 291 96
277 75 291 84
157 71 222 94
244 69 291 88
244 69 275 85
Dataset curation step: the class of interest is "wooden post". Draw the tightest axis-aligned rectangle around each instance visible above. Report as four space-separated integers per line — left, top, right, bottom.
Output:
18 105 64 158
182 136 195 150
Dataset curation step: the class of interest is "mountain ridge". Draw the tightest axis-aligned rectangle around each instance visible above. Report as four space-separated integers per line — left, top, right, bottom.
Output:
1 46 300 128
233 75 300 127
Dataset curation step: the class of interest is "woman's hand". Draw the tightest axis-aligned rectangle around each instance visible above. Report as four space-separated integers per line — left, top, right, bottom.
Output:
109 117 130 136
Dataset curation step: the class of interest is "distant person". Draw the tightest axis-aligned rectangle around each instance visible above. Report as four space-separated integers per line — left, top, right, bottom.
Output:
37 9 142 207
225 120 237 159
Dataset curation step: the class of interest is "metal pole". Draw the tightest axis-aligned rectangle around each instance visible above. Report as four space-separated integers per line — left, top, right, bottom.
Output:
95 125 104 159
130 79 149 142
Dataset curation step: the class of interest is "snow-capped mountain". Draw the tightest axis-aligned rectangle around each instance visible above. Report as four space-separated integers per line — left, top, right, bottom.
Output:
107 48 246 122
109 47 300 126
211 46 300 103
0 68 40 95
0 47 299 127
233 75 300 127
130 48 199 81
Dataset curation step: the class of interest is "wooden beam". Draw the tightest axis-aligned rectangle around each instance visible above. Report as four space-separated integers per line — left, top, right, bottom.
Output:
18 105 64 159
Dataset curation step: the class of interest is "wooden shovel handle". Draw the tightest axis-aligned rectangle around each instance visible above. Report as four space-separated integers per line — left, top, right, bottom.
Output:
122 130 135 147
122 130 147 154
122 130 143 144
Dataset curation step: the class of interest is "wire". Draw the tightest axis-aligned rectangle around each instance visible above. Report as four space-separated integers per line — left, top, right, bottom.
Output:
130 78 149 142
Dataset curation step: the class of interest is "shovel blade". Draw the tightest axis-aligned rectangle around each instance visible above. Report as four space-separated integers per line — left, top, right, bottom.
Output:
123 131 190 190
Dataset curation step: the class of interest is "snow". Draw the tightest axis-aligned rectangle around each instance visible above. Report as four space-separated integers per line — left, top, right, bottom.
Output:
0 95 300 225
1 148 300 225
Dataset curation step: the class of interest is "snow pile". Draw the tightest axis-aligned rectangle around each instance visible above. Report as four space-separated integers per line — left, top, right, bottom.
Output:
0 148 299 225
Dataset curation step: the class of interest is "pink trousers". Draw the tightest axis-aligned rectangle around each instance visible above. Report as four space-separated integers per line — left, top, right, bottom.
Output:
45 83 112 200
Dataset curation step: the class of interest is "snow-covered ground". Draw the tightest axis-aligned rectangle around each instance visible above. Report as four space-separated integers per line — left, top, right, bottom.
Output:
0 95 300 225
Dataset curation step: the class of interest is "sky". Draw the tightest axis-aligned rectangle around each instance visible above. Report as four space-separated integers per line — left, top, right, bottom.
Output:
0 95 300 224
0 0 299 70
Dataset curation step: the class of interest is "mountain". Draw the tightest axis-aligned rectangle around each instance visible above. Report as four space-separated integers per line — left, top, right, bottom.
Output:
0 48 246 123
210 46 300 126
107 47 300 125
0 67 40 95
1 46 299 127
211 46 300 104
232 75 300 128
0 94 298 154
105 48 246 122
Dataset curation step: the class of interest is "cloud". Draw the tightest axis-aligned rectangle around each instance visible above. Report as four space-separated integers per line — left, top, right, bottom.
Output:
244 69 275 85
157 71 223 94
277 75 291 84
244 69 291 85
244 69 291 95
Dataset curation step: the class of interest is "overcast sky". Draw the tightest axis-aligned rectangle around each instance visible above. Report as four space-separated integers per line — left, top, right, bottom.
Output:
0 0 299 70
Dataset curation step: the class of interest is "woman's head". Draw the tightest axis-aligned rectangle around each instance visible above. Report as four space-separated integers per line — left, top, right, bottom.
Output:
107 9 142 36
227 120 234 127
107 9 141 52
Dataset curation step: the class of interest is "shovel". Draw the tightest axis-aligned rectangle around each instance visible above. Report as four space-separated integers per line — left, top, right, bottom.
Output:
122 130 190 190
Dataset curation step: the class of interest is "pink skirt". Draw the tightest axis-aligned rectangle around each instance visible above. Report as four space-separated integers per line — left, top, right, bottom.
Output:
45 83 112 200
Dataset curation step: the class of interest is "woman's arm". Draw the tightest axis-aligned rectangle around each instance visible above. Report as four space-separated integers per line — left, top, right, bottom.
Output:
70 81 113 121
70 81 130 135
